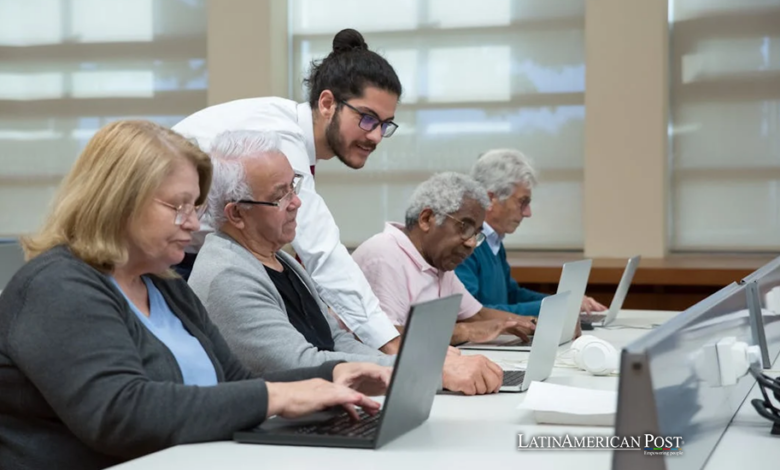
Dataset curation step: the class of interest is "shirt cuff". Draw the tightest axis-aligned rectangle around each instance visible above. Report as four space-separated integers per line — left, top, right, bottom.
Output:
351 318 401 350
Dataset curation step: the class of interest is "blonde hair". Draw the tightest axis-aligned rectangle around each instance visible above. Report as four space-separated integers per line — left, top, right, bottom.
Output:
22 120 212 272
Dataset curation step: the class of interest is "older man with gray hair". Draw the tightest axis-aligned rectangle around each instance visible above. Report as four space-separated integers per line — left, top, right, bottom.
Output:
188 131 504 396
456 149 606 317
353 172 536 347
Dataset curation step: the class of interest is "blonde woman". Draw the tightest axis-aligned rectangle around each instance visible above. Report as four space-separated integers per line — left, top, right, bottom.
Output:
0 120 390 470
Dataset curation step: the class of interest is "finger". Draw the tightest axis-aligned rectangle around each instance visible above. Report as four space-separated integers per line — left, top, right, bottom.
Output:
342 403 361 421
474 371 488 395
512 328 530 342
354 395 382 415
485 358 504 378
582 300 593 314
487 367 503 393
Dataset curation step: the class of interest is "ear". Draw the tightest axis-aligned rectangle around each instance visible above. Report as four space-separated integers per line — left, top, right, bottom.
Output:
224 203 246 230
318 90 337 119
418 208 436 232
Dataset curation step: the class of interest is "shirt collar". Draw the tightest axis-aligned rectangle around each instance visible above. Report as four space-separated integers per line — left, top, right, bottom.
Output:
296 102 317 166
483 222 503 255
384 222 438 274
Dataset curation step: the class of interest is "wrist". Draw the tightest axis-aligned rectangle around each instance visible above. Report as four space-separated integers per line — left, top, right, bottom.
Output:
265 382 287 418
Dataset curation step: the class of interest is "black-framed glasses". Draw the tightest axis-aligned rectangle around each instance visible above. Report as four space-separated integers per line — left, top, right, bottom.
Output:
340 100 399 138
235 173 303 211
155 199 206 226
442 213 485 247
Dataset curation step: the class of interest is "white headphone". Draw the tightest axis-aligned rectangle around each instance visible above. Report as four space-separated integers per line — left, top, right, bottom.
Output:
570 336 619 376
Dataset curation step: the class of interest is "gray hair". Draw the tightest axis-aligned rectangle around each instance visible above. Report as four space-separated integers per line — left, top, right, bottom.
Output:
203 130 282 229
404 172 490 230
471 148 538 201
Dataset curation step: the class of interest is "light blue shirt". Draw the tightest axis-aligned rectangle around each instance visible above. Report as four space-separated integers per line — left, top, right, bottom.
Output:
111 276 218 387
483 222 503 256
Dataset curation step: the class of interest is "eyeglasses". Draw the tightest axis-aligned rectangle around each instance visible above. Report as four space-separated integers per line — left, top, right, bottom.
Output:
442 213 486 247
235 173 303 211
340 100 399 138
155 199 206 226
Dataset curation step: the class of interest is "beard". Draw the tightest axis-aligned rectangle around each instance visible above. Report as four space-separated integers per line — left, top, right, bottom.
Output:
325 110 355 168
325 108 376 170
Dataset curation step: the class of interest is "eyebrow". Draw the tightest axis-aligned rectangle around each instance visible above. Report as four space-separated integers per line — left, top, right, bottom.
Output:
172 191 198 203
270 182 289 198
355 105 395 122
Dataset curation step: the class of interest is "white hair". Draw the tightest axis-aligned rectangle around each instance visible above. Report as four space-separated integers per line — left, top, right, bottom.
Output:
471 148 538 201
203 130 282 229
404 172 490 230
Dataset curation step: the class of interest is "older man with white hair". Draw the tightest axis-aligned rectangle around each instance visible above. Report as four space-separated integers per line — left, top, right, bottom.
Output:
188 131 504 395
353 172 536 346
456 149 606 317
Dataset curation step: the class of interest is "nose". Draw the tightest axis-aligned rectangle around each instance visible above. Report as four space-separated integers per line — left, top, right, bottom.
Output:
288 193 302 211
523 204 532 218
463 236 477 249
366 126 383 144
181 211 200 232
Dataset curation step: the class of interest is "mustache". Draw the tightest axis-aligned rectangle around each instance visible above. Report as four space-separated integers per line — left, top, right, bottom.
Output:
356 141 376 151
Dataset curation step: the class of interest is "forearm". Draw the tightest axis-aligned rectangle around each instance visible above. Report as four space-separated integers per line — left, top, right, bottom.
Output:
450 323 473 345
263 361 341 383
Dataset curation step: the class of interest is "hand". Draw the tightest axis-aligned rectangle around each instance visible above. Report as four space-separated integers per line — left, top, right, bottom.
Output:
447 346 462 356
333 362 393 397
266 379 381 421
502 316 536 342
466 319 518 343
581 296 608 314
442 354 503 395
379 336 401 355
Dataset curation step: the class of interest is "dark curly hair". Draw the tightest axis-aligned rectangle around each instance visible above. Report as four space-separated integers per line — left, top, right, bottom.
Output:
303 28 403 109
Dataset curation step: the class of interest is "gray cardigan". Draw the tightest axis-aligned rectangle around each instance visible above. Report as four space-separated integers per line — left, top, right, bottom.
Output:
189 232 395 376
0 246 339 470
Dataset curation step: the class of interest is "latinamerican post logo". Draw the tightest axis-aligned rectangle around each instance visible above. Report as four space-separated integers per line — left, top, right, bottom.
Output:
517 433 684 456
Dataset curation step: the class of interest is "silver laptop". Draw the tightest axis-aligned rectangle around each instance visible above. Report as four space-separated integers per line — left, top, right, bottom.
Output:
499 292 571 392
458 259 593 352
234 294 461 449
581 255 640 327
557 259 593 345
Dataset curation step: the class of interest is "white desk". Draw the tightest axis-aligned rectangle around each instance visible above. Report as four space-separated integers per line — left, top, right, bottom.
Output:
704 372 780 469
111 310 676 470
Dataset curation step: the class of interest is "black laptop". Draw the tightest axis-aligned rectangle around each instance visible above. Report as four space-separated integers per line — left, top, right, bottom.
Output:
233 294 462 449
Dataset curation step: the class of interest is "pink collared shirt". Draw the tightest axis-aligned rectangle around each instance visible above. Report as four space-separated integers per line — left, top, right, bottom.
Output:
352 222 482 326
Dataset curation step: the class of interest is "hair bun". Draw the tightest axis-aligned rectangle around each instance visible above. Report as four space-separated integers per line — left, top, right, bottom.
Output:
332 28 368 54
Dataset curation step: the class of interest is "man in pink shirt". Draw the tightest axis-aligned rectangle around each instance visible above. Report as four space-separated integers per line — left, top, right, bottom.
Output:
353 172 536 345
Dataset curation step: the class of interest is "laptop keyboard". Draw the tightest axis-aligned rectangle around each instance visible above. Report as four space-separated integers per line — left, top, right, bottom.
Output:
502 370 526 387
287 409 381 438
582 313 606 323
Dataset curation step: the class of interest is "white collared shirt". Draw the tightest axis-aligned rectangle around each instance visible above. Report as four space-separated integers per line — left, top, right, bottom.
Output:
483 222 503 256
173 97 400 349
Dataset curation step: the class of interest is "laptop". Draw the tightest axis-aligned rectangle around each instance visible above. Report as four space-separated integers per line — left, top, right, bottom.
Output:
581 255 640 327
457 259 593 352
498 292 571 392
233 294 461 449
0 241 25 294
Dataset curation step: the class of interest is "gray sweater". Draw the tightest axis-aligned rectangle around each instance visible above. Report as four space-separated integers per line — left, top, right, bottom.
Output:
0 246 339 470
189 232 395 376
